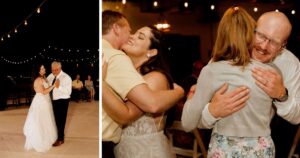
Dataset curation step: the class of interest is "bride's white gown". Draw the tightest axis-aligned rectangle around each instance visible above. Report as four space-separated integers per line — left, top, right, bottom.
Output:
114 113 175 158
23 81 57 152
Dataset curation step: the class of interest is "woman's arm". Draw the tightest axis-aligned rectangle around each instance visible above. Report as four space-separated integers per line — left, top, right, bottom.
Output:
102 81 143 125
42 84 55 94
34 78 55 94
102 71 171 125
126 72 184 113
181 66 215 131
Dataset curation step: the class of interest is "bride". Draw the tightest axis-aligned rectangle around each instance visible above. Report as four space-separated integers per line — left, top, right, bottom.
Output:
103 26 176 158
23 64 57 152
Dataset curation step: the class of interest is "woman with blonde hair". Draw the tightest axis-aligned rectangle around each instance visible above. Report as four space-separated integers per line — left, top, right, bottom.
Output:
182 6 277 157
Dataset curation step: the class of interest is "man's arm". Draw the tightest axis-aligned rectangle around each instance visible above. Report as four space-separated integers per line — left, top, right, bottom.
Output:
182 83 250 131
206 83 250 118
102 58 143 125
252 61 300 124
251 67 286 99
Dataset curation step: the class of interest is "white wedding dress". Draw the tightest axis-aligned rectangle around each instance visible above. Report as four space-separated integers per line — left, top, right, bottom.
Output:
23 81 57 152
114 113 175 158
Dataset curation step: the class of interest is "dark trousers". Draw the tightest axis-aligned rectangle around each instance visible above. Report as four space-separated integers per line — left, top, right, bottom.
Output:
53 99 69 141
102 141 116 158
271 114 298 158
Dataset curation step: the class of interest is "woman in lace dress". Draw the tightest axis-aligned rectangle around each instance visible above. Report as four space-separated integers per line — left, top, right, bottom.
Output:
23 64 57 152
102 26 176 158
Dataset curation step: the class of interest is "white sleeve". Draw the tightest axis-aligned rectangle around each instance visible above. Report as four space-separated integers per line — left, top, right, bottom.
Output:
58 74 72 96
273 53 300 124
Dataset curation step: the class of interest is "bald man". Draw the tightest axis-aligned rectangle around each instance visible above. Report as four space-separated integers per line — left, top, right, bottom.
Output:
201 11 300 157
251 11 300 158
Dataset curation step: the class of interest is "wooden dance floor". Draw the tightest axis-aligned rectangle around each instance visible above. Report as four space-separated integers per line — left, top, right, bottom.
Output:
0 101 99 158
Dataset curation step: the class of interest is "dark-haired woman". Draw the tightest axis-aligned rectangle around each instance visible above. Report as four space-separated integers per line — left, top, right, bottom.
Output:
23 65 57 152
103 26 176 158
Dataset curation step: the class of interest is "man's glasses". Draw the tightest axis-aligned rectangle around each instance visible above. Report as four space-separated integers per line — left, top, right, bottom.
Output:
254 29 285 51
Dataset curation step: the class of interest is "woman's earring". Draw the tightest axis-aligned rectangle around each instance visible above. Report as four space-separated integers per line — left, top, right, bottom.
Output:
146 53 151 58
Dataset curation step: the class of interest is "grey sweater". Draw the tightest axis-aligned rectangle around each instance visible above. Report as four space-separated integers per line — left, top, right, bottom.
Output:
182 60 275 137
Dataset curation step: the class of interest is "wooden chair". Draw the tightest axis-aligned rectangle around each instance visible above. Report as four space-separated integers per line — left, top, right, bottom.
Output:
288 125 300 158
166 121 207 158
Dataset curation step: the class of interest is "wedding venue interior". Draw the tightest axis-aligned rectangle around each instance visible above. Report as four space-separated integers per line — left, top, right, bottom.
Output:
102 0 299 158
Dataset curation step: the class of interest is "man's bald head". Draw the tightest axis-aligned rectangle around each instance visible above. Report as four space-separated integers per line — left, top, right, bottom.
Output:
252 11 292 63
257 11 292 43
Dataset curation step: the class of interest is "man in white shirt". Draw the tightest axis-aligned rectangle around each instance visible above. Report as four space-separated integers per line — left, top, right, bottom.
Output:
47 61 72 147
72 74 84 102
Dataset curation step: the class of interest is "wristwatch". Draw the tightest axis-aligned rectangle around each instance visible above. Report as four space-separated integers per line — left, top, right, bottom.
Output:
274 88 289 102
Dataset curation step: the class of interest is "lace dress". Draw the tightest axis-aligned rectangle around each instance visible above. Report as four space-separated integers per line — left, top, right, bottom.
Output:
23 81 57 152
114 113 175 158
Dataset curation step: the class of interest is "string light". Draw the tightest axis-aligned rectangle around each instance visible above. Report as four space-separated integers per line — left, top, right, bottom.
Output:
210 5 215 10
291 10 296 15
0 44 99 65
184 2 189 8
153 1 158 7
154 21 171 32
254 7 258 12
0 0 48 44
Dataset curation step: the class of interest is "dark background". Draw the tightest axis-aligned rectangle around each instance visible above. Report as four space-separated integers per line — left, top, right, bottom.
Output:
0 0 99 79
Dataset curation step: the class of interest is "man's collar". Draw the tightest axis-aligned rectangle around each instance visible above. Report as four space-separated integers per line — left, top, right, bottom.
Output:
102 39 113 49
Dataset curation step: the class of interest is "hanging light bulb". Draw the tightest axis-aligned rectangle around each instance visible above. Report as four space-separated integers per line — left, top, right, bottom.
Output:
37 8 41 13
253 7 258 12
184 2 189 8
7 34 10 38
122 0 126 5
154 20 171 32
24 20 28 26
14 29 18 33
291 10 296 15
153 1 158 7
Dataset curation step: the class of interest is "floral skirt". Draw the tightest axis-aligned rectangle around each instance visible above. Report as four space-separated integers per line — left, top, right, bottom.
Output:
208 133 275 158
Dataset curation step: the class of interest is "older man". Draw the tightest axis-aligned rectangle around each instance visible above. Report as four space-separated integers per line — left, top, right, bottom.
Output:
199 11 300 157
47 61 72 147
251 11 300 158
